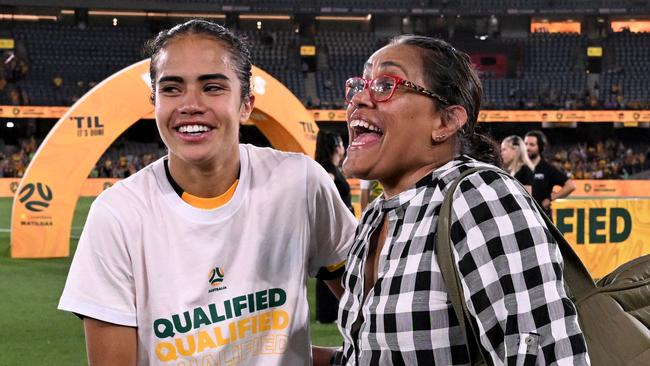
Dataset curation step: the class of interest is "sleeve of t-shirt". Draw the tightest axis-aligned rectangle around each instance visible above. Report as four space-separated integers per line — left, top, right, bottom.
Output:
549 164 569 187
58 198 137 327
305 157 357 277
519 166 535 186
359 179 371 189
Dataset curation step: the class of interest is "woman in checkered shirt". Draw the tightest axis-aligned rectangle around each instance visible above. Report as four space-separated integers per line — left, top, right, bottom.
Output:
313 35 589 366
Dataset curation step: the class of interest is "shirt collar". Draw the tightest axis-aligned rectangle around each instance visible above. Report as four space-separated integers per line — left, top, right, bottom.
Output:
368 155 476 213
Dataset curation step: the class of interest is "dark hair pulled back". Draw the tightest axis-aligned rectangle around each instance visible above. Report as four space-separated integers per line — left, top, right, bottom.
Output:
315 130 343 166
389 35 500 165
143 19 252 102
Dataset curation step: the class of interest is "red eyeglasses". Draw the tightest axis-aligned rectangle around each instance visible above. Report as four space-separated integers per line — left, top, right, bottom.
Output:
345 74 449 105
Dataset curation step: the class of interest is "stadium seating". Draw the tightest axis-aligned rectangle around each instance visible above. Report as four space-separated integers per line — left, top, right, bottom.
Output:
1 21 648 112
482 33 588 109
314 31 380 108
238 30 306 101
4 23 311 106
600 31 650 109
133 0 648 13
11 22 151 105
1 9 650 181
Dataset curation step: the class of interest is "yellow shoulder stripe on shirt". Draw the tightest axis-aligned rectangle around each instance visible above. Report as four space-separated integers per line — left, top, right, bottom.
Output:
181 180 239 210
326 260 346 272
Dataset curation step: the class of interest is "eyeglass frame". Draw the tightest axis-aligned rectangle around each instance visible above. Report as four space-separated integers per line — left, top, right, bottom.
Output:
345 74 450 105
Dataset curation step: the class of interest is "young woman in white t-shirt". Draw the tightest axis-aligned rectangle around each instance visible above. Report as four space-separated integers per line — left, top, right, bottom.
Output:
59 19 356 366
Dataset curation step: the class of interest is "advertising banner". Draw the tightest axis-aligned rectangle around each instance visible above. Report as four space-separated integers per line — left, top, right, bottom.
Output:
6 107 650 124
570 180 650 198
308 109 650 123
0 178 20 197
0 106 69 118
553 199 650 278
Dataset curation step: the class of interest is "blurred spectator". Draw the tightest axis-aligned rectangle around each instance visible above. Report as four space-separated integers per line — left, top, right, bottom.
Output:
0 152 7 178
126 163 138 177
142 153 155 167
11 150 26 177
2 51 29 85
5 83 30 105
99 159 114 177
88 165 99 178
2 157 15 177
22 137 36 160
547 138 647 179
91 149 165 179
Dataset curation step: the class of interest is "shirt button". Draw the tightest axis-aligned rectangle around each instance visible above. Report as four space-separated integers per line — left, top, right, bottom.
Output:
525 336 534 345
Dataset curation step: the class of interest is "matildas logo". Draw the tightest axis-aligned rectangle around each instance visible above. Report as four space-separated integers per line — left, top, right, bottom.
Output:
19 182 53 212
208 266 227 293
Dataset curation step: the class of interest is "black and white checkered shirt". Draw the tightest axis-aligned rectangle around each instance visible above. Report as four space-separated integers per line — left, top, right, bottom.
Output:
334 156 589 365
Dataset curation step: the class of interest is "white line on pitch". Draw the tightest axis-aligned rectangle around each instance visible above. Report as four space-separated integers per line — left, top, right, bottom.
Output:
1 228 81 239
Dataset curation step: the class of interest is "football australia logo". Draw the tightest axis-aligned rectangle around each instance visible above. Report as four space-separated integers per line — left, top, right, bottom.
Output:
208 266 227 293
19 183 53 212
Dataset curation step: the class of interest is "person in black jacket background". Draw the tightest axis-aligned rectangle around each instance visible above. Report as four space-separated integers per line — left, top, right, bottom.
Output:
525 130 576 218
314 129 353 323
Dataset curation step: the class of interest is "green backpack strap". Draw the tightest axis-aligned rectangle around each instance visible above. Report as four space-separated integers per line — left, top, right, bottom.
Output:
436 166 597 365
436 167 494 365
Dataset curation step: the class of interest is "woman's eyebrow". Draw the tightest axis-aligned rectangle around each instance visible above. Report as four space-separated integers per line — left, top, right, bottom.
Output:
198 73 230 82
365 60 409 76
158 75 183 83
158 73 230 83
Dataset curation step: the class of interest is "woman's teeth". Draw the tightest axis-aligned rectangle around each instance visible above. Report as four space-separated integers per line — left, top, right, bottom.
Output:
178 125 210 134
350 119 381 133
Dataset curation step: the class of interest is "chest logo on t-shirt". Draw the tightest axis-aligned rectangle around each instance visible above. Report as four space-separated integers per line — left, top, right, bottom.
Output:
209 266 227 293
534 173 545 180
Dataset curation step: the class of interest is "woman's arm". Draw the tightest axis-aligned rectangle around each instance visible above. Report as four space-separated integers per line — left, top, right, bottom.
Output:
450 170 588 365
324 277 344 299
84 318 137 366
312 346 339 366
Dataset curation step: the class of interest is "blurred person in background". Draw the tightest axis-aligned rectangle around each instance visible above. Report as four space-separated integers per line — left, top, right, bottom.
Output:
525 130 575 218
315 130 353 214
500 135 534 193
0 152 7 177
314 130 353 324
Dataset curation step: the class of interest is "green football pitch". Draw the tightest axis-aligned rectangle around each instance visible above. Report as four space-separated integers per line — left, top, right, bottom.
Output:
0 197 341 365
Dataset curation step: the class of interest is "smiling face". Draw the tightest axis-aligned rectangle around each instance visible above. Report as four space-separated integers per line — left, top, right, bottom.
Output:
342 43 442 191
153 34 253 170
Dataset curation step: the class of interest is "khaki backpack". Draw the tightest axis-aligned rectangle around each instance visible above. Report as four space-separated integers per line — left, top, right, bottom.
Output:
436 166 650 366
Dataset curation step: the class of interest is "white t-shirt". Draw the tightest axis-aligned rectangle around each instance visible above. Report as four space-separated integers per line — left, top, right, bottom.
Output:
359 179 371 190
59 144 356 366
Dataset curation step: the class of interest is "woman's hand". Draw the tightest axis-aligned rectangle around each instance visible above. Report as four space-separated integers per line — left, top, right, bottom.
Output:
312 346 338 366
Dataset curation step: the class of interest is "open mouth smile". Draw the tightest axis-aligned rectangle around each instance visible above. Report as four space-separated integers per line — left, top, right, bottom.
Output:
349 119 383 149
176 124 213 135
